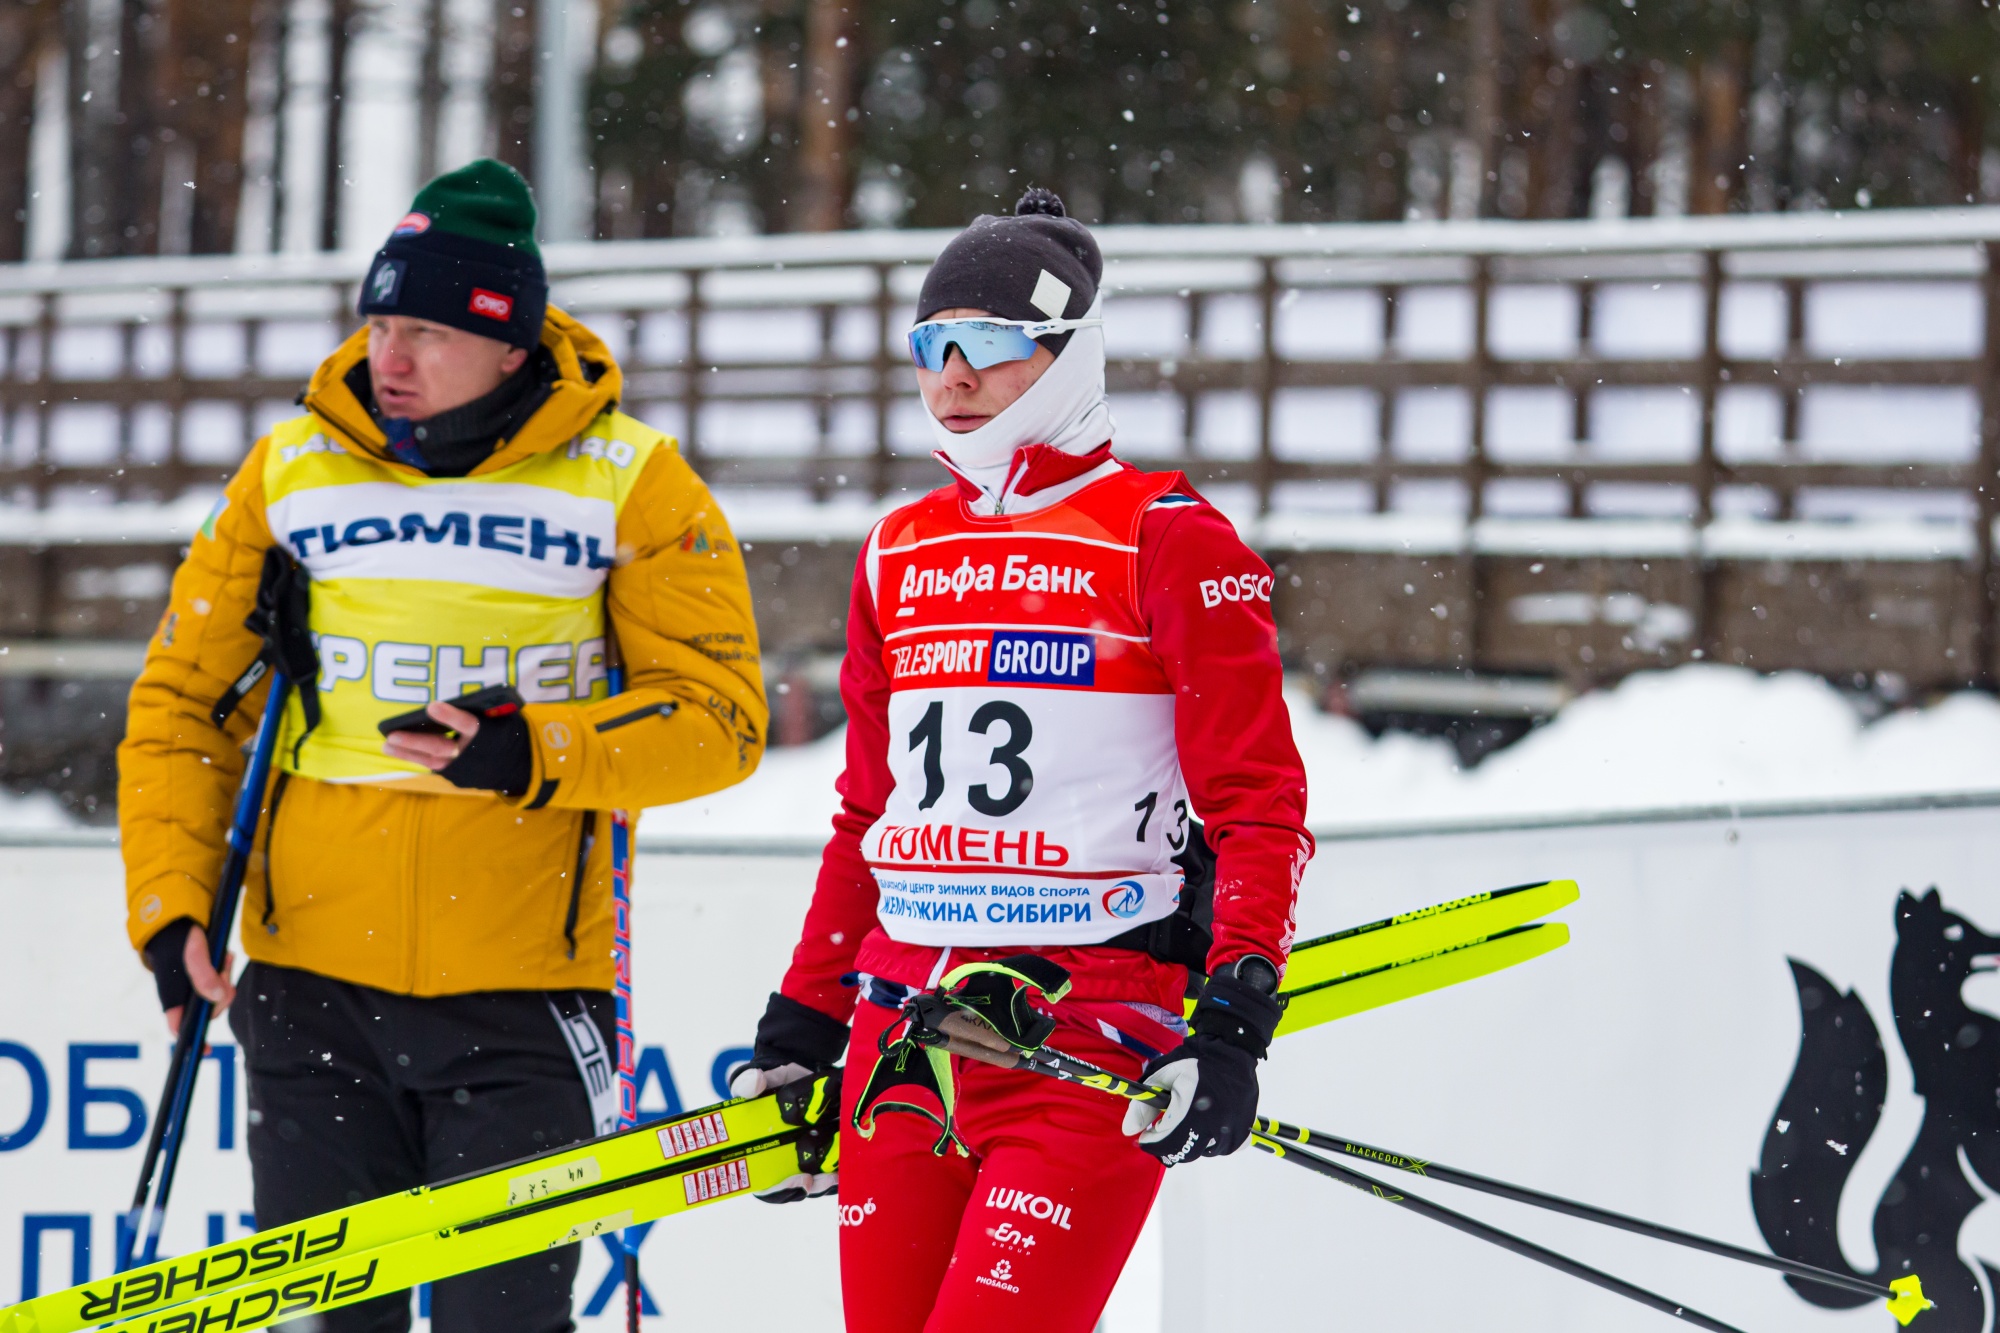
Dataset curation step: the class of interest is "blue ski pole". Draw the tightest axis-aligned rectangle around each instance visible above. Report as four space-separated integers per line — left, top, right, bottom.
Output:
121 666 293 1269
605 655 645 1332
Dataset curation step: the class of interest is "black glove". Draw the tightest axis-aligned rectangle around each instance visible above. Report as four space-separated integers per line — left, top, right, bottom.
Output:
438 710 533 797
726 994 850 1205
143 918 198 1012
728 992 851 1099
212 547 319 745
1125 957 1283 1166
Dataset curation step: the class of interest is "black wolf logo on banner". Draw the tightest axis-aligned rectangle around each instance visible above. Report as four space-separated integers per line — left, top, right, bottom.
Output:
1751 890 2000 1332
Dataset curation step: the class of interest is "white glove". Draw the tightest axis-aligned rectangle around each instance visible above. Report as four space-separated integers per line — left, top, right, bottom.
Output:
1121 1057 1201 1144
728 1060 814 1099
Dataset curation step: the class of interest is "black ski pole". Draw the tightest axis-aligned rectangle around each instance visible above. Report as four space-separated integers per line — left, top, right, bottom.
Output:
923 1021 1764 1333
121 669 293 1269
1251 1133 1753 1333
1253 1119 1901 1304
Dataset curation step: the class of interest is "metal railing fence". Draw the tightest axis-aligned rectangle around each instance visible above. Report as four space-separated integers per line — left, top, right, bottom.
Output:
4 209 2000 679
1 210 1994 511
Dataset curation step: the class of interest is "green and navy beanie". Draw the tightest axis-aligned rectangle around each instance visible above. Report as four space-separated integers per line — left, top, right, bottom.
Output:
357 159 548 349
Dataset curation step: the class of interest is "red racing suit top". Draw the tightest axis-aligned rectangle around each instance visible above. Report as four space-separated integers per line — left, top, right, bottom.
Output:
780 444 1313 1026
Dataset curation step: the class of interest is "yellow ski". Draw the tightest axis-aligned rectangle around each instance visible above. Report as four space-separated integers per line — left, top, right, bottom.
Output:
2 1086 810 1333
3 885 1576 1333
1281 880 1577 994
92 1137 805 1333
1276 923 1569 1037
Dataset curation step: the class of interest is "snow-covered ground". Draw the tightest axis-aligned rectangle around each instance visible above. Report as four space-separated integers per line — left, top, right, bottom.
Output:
635 664 2000 845
0 786 78 831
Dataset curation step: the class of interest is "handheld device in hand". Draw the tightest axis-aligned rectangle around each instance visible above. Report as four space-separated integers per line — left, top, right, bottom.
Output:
377 684 525 737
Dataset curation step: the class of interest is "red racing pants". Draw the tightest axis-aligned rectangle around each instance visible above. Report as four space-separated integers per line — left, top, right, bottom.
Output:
836 997 1166 1333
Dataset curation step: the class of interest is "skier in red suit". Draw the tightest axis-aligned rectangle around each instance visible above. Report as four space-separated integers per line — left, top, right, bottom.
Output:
731 188 1313 1332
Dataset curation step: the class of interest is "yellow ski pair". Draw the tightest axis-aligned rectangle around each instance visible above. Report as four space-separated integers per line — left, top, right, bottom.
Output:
1 878 1579 1333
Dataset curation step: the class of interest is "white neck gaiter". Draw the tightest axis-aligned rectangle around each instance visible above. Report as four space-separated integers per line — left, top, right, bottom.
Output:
927 296 1115 479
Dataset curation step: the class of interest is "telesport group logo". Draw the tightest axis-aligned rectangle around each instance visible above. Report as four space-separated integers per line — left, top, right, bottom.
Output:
1102 880 1147 919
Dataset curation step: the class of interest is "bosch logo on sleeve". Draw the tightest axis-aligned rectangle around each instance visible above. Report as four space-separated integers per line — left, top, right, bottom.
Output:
1199 572 1273 609
986 631 1094 686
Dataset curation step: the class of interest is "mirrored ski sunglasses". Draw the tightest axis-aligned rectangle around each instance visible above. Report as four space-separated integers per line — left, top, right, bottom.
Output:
907 315 1104 372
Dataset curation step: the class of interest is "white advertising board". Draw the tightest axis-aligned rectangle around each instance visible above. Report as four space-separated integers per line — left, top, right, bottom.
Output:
1167 798 2000 1333
6 796 1998 1332
0 847 845 1329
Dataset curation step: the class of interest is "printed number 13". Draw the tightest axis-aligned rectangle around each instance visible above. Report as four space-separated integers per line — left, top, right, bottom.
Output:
908 699 1035 817
1133 791 1188 848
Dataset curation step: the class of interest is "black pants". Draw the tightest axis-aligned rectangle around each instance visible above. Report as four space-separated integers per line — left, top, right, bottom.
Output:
230 962 615 1333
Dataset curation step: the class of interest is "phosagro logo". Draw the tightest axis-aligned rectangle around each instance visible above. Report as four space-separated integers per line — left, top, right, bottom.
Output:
1102 880 1147 920
469 287 514 321
975 1259 1021 1295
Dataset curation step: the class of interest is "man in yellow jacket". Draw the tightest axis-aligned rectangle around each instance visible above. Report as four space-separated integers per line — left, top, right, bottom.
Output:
118 160 766 1333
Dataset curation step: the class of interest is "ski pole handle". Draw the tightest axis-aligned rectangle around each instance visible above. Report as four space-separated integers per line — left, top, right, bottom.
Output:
932 1019 1170 1108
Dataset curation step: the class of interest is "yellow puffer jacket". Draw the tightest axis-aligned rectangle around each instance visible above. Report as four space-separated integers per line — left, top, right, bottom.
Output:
119 308 767 995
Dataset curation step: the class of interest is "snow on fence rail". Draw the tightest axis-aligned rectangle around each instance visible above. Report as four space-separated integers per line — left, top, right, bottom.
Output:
2 210 1995 516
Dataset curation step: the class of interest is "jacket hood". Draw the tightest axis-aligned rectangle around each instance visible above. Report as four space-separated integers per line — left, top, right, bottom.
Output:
301 305 623 474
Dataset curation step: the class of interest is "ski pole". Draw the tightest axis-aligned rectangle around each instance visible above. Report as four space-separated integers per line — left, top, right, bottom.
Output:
605 649 642 1333
122 667 293 1269
1251 1119 1911 1306
1248 1131 1754 1333
926 1020 1755 1333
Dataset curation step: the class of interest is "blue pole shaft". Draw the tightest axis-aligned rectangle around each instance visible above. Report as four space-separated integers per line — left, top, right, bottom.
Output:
604 662 643 1330
125 670 292 1268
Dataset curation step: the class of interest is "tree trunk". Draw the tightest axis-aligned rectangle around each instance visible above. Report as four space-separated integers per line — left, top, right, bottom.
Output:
1364 15 1402 220
753 15 802 236
160 0 257 255
0 0 51 262
1948 73 1985 204
115 0 164 254
489 0 537 179
1625 61 1666 216
416 0 446 184
320 0 354 250
1525 0 1583 217
1465 0 1501 217
65 0 117 257
1689 48 1745 214
260 0 289 250
793 0 856 231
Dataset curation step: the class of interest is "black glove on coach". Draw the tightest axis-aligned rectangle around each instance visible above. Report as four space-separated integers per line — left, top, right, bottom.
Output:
143 917 198 1012
438 711 533 797
1125 956 1284 1166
